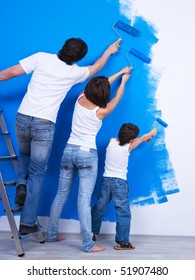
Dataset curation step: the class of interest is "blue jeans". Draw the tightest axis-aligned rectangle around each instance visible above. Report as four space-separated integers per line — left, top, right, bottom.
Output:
16 113 55 226
47 144 98 252
92 177 131 243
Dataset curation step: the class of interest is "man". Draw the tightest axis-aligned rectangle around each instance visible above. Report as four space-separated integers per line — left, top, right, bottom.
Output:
0 37 121 234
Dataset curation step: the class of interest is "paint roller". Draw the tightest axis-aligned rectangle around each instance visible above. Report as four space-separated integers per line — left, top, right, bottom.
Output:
156 117 168 128
125 48 151 66
127 48 151 64
112 20 140 39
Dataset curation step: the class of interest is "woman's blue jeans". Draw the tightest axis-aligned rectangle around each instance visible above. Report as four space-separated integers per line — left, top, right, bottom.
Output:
92 177 131 243
47 144 98 252
16 113 55 226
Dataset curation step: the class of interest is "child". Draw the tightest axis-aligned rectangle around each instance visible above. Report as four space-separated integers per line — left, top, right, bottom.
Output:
47 67 132 253
91 123 156 250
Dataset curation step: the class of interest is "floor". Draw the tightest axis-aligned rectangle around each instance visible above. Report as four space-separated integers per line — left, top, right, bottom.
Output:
0 231 195 260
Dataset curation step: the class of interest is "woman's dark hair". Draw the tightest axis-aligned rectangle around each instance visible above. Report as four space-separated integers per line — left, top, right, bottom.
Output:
58 38 88 65
84 76 110 108
118 123 140 146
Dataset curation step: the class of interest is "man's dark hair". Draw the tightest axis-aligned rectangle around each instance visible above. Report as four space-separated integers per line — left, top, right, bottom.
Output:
118 123 140 146
58 38 88 65
84 76 110 108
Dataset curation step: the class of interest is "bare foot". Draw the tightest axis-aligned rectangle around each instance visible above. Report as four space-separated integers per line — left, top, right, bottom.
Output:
57 235 66 241
91 245 105 252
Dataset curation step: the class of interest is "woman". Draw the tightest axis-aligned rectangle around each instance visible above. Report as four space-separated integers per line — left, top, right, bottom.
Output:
47 66 132 252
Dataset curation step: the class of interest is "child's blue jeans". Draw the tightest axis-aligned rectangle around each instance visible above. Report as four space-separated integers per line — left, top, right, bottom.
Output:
92 176 131 243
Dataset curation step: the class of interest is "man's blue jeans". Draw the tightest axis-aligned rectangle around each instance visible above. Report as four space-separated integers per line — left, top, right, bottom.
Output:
47 144 98 252
92 177 131 243
16 113 55 226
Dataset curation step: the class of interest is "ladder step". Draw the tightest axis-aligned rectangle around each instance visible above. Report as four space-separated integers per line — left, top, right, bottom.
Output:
0 156 18 162
0 132 11 137
11 205 23 213
4 181 16 187
4 205 22 213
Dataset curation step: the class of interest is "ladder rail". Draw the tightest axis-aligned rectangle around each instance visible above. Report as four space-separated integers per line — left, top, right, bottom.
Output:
0 173 24 256
0 112 18 170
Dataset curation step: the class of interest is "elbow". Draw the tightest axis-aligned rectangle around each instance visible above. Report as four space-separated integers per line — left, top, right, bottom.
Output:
89 66 101 77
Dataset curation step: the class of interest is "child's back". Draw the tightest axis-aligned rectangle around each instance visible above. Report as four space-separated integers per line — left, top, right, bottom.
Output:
103 138 130 180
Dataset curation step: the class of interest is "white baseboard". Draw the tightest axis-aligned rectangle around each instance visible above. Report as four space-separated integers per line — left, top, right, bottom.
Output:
0 215 116 234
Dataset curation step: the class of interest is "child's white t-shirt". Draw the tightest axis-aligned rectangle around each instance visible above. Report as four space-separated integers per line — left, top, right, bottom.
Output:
103 138 130 180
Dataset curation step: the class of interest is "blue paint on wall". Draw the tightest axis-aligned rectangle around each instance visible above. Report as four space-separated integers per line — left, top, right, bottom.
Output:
0 0 179 220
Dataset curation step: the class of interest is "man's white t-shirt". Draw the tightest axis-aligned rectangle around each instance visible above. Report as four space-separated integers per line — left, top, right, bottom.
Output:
18 52 89 123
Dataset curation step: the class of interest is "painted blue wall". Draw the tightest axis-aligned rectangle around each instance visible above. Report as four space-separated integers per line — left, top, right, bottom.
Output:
0 0 179 221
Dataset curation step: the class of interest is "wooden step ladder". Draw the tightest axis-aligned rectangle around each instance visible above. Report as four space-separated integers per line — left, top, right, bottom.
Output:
0 109 45 257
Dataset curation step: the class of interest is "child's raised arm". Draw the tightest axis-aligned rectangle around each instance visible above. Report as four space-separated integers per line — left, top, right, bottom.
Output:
128 128 157 152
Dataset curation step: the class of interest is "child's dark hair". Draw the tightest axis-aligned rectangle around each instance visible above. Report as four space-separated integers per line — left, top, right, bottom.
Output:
58 38 88 65
84 76 110 108
118 123 140 146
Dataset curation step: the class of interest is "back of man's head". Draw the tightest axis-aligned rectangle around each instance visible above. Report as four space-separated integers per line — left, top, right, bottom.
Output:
58 38 88 65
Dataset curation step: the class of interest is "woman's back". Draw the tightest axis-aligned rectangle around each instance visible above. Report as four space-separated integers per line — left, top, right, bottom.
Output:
67 94 102 149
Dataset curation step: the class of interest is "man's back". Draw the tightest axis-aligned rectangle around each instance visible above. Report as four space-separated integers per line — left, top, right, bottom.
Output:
18 52 89 123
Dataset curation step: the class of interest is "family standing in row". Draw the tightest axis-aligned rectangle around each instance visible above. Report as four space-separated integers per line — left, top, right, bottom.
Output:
0 37 156 252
